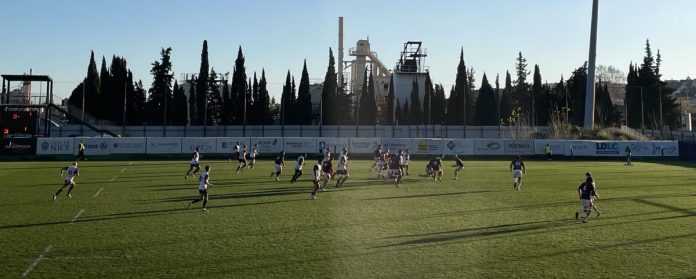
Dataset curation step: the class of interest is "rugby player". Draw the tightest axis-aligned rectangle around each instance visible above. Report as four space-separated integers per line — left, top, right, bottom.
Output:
369 145 383 172
321 155 334 191
247 144 259 170
270 151 285 181
310 158 323 200
335 150 349 188
290 153 306 183
235 145 248 173
54 162 79 201
453 155 464 180
185 146 201 179
188 165 213 212
577 176 598 223
510 156 526 191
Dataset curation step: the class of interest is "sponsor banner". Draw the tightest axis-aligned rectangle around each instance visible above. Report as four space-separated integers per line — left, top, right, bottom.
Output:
504 140 535 155
216 138 251 154
284 137 317 154
412 138 444 155
565 141 596 156
382 138 413 153
146 137 182 154
593 141 627 156
349 138 381 154
473 139 505 155
1 138 36 155
74 137 112 155
36 137 74 155
316 138 349 154
252 137 285 154
534 140 567 156
111 138 146 154
442 139 475 155
181 138 217 154
626 141 679 157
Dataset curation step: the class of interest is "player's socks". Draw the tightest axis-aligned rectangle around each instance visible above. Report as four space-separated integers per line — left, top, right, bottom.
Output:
202 200 207 208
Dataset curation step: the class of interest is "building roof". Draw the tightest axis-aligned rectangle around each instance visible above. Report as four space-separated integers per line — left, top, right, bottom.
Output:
1 74 52 82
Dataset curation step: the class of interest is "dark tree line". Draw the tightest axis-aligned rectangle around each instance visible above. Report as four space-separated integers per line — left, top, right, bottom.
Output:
68 40 678 129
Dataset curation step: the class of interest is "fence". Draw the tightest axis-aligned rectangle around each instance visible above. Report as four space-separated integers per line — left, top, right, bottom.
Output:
30 137 679 158
50 125 551 139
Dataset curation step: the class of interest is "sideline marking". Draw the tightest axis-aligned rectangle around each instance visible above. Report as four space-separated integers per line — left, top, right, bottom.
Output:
128 161 133 165
70 209 85 223
21 245 53 277
93 188 104 198
109 176 118 182
120 168 126 173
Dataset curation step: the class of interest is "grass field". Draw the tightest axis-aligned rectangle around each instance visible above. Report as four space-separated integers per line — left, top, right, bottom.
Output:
1 158 695 278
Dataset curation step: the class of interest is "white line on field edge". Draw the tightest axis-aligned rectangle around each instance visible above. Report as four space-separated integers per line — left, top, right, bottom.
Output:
70 209 85 223
128 161 133 165
109 176 118 182
120 168 126 173
93 188 104 198
21 245 53 277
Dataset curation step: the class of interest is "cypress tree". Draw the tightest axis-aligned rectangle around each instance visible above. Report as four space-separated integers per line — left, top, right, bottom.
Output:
172 80 188 125
358 71 377 125
258 70 273 124
280 71 296 125
68 51 100 119
97 56 109 119
188 78 197 126
475 73 497 125
395 99 402 125
321 48 338 124
195 40 210 125
146 47 173 124
409 78 422 124
447 49 468 125
385 75 395 125
296 60 313 124
230 46 247 124
514 52 531 121
132 80 147 125
500 71 513 124
423 73 433 125
431 84 447 125
531 64 542 125
402 99 410 125
206 69 223 125
466 68 476 125
221 81 230 124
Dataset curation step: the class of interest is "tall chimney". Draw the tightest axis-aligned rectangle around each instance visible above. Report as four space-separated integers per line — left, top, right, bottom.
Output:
338 17 344 89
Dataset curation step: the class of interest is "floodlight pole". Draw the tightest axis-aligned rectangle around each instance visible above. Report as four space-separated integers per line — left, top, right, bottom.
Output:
583 0 599 129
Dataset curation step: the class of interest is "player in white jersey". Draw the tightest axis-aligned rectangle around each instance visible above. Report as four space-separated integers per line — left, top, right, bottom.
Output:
230 142 241 162
452 155 464 180
335 151 349 188
188 165 213 211
402 149 411 175
323 148 331 163
247 144 259 170
235 145 248 173
185 147 201 179
54 162 79 201
290 154 307 183
310 158 323 200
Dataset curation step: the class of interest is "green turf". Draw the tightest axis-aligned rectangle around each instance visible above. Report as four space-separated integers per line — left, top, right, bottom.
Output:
1 159 695 278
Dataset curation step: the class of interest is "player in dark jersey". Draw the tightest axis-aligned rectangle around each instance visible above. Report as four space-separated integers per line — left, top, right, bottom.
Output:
577 176 598 223
425 157 439 178
235 145 248 173
431 157 443 181
585 172 601 217
271 151 285 182
452 155 464 180
510 156 526 191
247 144 259 170
321 155 334 190
369 145 383 172
185 147 201 179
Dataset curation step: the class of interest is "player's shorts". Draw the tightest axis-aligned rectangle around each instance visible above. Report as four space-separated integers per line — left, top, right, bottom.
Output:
374 157 381 162
238 159 246 163
454 166 463 171
275 164 282 173
64 179 72 186
512 170 523 178
323 173 332 179
190 162 200 168
581 199 593 209
389 168 403 177
336 170 349 176
198 189 208 195
294 169 303 175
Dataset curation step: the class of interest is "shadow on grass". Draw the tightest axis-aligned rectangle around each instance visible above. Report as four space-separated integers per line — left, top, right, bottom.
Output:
365 190 498 201
0 198 307 230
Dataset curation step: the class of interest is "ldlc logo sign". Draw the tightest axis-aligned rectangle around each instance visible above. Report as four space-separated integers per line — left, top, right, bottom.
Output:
596 142 619 154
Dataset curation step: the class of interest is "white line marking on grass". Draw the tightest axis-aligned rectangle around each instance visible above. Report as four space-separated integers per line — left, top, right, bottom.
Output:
120 168 126 173
109 176 118 182
70 209 85 223
128 161 133 165
21 245 53 277
93 188 104 198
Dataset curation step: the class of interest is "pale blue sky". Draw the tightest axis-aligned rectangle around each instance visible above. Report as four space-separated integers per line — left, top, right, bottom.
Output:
1 0 694 100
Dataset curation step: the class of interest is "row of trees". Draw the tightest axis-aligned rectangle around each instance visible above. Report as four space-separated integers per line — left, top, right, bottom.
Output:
68 40 680 129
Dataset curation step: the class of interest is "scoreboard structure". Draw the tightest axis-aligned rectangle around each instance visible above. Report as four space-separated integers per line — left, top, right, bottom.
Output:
1 74 54 137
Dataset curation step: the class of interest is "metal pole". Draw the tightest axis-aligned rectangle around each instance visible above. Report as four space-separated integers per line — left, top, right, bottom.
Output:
640 86 645 134
583 0 599 129
659 86 663 138
163 86 168 136
122 80 127 136
243 79 247 137
81 78 86 121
